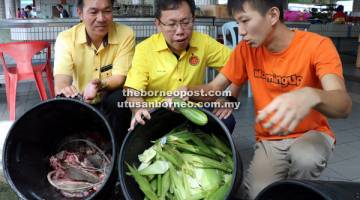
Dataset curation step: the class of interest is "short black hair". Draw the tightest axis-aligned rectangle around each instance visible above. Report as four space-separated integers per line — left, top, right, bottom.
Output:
336 5 344 12
76 0 114 9
57 4 63 9
227 0 284 21
154 0 196 19
25 5 32 10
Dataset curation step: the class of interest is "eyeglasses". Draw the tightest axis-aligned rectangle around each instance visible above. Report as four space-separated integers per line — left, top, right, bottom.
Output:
158 18 194 31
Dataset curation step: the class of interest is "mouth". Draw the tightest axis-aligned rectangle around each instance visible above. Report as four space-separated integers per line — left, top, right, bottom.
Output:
95 25 107 29
175 38 187 43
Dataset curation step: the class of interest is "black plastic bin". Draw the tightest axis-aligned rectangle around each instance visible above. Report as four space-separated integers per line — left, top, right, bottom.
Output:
255 179 360 200
2 98 117 200
118 108 243 200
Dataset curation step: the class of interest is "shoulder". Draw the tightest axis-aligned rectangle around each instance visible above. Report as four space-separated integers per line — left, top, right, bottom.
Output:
191 31 227 52
192 31 214 42
296 30 331 47
137 33 162 50
58 23 85 38
56 23 82 43
113 22 135 37
192 31 211 38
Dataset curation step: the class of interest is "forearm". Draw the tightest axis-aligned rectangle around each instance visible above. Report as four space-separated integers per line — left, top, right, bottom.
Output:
188 73 232 102
54 74 72 94
188 84 219 102
101 75 126 91
228 83 242 98
125 88 148 113
311 87 352 118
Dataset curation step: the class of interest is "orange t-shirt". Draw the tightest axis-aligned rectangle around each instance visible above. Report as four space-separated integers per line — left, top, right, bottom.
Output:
221 30 343 141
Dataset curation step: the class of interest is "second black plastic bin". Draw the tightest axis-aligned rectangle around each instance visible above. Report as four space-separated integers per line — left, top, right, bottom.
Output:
118 108 243 200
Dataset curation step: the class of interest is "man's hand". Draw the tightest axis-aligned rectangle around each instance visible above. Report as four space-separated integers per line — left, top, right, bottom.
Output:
213 98 234 119
83 79 102 103
58 85 80 98
256 87 320 135
128 109 151 131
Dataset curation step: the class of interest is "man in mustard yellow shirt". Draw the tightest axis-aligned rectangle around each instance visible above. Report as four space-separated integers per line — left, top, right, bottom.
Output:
124 0 236 132
54 0 134 141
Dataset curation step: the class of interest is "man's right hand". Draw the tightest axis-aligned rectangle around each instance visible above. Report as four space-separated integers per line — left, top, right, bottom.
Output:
57 85 80 98
165 86 189 111
128 109 151 131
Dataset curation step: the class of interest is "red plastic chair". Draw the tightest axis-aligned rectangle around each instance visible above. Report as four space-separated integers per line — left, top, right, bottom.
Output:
0 41 55 121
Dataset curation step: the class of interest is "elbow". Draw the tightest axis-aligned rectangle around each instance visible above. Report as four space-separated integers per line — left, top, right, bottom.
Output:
342 99 352 118
112 75 126 88
337 97 352 119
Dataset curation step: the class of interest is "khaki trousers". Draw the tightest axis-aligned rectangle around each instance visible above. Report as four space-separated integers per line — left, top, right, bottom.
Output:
243 131 334 200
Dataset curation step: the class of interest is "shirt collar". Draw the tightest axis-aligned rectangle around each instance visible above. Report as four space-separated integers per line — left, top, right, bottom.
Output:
154 32 169 51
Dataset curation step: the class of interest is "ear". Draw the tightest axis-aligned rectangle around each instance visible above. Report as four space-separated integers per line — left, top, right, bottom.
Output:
77 7 83 21
155 19 161 32
267 7 280 26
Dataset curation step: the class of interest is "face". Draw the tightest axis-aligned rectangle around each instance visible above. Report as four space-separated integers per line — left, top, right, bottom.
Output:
233 2 278 48
77 0 113 41
155 1 194 53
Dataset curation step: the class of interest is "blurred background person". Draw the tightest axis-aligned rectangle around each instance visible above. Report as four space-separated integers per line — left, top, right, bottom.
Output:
56 4 70 18
333 5 346 24
20 8 26 18
16 8 21 18
24 5 33 18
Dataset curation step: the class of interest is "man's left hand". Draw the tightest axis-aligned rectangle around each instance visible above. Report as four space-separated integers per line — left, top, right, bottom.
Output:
256 87 321 135
213 98 234 119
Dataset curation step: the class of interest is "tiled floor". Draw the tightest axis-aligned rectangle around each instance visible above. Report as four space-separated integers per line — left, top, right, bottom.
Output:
0 55 359 198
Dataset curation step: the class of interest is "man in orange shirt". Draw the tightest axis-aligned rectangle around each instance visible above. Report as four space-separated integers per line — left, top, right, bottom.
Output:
183 0 352 199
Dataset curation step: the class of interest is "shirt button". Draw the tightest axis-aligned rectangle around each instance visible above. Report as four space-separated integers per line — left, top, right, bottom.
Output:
178 78 182 82
95 68 98 71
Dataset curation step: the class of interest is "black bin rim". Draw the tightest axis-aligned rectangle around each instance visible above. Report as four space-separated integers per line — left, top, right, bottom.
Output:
255 179 333 200
2 98 116 200
118 108 243 200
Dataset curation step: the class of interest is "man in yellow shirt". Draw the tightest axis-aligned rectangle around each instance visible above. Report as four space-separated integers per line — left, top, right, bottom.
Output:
54 0 135 141
124 0 236 132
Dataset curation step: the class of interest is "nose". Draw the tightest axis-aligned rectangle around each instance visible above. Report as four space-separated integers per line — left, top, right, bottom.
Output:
175 24 185 35
238 24 247 36
97 12 106 22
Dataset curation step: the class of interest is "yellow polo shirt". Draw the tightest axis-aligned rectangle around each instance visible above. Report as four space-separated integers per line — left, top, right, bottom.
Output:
54 22 135 93
124 31 231 103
